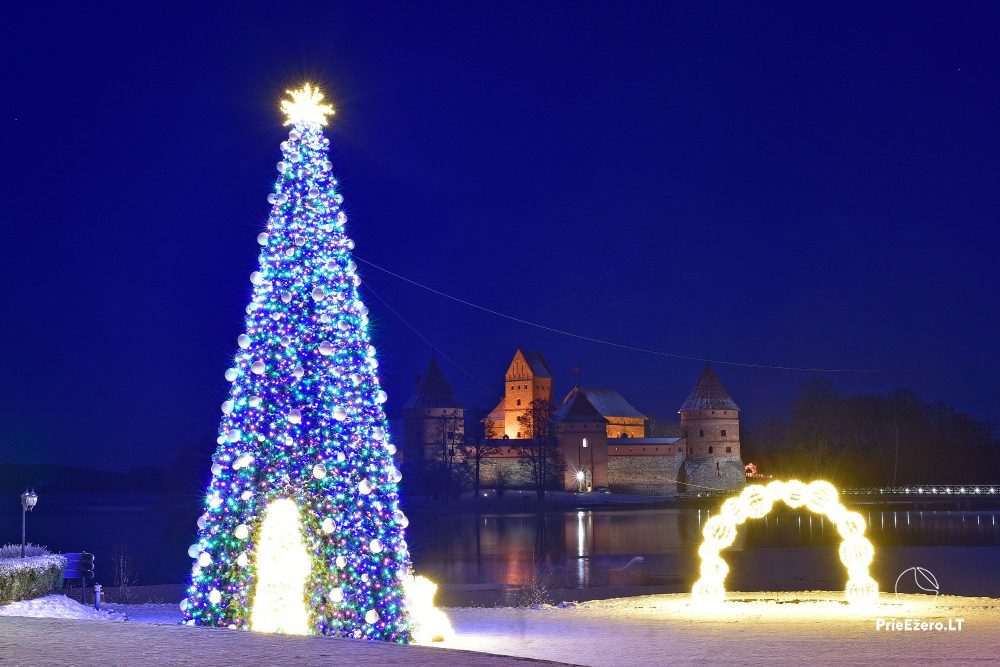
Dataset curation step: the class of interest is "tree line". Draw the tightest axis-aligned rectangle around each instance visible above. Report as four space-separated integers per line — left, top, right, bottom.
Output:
743 380 1000 487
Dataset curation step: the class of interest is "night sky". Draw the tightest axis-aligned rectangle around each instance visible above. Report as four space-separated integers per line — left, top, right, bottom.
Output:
4 2 999 470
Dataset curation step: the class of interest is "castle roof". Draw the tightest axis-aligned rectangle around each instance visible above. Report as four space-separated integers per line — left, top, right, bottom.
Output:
561 386 647 420
519 350 552 377
679 364 740 412
554 389 609 423
403 357 463 409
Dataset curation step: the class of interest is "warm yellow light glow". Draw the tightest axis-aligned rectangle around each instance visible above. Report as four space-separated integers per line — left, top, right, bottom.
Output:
250 498 311 634
404 575 453 643
281 83 335 127
692 480 879 606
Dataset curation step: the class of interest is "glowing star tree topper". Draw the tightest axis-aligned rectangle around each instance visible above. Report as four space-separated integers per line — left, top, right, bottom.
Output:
281 83 335 126
180 84 412 642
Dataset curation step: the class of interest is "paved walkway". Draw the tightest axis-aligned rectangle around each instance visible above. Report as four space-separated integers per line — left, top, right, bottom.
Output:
0 616 571 667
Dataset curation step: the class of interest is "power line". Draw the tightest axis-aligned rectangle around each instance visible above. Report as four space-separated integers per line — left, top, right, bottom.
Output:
363 283 500 400
355 256 924 374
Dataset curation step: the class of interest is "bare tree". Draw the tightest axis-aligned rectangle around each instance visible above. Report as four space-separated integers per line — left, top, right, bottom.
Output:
429 410 467 499
111 541 137 603
517 399 560 499
469 417 499 497
493 464 509 498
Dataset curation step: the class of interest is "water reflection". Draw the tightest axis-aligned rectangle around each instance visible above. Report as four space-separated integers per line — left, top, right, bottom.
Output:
407 508 1000 591
5 497 996 593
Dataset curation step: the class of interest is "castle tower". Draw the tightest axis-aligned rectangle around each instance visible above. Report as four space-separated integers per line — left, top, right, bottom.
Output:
677 364 745 491
554 390 609 491
487 349 553 438
401 357 465 463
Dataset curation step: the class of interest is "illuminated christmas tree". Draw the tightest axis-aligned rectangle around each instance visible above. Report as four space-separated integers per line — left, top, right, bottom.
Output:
181 84 411 642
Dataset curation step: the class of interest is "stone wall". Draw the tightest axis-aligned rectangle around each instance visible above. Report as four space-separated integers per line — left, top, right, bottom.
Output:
478 457 561 490
607 453 685 496
681 457 745 492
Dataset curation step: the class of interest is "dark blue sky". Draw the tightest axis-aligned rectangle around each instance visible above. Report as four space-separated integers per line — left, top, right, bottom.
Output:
3 2 998 469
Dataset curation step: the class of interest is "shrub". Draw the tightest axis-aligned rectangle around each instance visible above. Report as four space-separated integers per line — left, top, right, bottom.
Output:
512 569 553 608
0 554 66 604
0 543 51 559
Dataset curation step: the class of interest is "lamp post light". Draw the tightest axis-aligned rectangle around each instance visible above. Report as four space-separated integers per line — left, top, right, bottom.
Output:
20 489 38 558
576 470 585 493
578 438 591 493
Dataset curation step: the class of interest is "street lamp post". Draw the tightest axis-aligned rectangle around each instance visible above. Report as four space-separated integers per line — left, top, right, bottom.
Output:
20 489 38 558
575 470 585 493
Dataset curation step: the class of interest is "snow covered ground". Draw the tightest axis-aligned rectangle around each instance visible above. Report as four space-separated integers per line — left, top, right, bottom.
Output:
441 592 1000 665
2 592 998 665
0 595 124 622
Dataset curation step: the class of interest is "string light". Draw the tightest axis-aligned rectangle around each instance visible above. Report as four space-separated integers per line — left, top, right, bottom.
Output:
180 84 411 642
691 480 879 606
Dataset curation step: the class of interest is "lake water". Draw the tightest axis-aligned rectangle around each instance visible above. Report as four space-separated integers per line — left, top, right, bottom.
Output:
405 506 1000 600
4 496 998 600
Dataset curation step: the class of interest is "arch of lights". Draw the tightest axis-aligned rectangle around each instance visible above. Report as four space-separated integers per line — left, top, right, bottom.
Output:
691 480 879 606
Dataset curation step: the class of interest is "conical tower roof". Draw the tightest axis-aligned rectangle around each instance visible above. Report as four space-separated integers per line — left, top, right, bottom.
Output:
404 357 462 409
679 364 740 412
554 389 608 423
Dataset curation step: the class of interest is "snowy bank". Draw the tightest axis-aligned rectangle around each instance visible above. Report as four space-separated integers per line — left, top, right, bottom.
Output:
0 594 122 622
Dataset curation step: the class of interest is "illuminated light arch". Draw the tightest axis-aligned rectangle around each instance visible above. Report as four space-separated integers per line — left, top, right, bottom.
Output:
250 499 312 634
691 480 879 606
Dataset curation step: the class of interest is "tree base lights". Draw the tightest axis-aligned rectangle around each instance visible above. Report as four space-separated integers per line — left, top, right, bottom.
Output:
691 480 879 606
250 499 311 635
404 575 453 643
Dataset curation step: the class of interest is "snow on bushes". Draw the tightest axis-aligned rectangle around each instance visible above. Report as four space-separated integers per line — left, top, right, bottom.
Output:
0 548 66 604
0 543 51 558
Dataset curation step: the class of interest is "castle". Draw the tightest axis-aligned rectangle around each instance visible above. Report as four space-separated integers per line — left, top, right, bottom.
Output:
401 349 746 495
